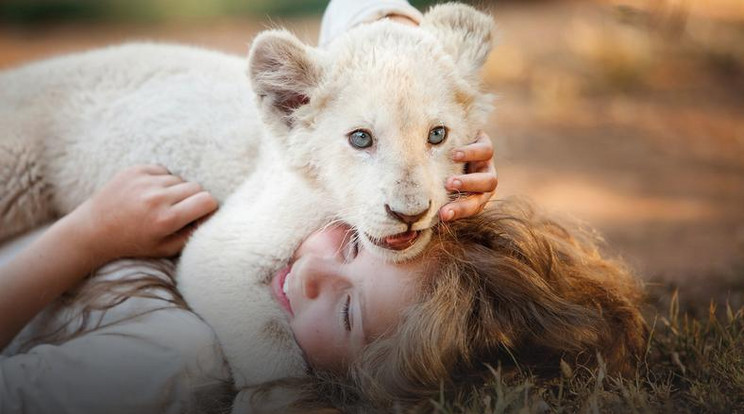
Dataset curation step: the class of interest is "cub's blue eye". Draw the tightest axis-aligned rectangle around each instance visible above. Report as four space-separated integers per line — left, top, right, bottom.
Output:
428 126 447 145
349 130 373 149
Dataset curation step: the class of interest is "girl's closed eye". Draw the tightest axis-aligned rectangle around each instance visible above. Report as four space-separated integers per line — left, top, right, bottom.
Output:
344 232 360 262
341 294 352 331
350 237 359 259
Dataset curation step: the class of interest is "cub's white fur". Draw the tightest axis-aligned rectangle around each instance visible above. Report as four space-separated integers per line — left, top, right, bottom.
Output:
0 3 494 407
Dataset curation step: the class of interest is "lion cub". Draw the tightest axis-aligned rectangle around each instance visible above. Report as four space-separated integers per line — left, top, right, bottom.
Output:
0 2 495 405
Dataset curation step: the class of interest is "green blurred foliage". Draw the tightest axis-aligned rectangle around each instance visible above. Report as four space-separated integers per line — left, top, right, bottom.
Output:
0 0 479 23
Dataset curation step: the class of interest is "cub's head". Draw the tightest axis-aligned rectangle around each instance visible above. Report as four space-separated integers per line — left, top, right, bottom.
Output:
249 3 495 261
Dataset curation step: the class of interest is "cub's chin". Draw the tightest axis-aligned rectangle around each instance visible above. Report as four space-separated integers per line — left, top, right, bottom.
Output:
361 228 434 263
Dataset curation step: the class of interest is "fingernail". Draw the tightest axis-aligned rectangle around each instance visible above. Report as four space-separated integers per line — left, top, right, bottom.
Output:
451 179 462 189
453 151 465 161
444 209 455 221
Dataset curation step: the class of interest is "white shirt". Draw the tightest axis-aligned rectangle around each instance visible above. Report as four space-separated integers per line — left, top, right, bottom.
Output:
0 260 232 414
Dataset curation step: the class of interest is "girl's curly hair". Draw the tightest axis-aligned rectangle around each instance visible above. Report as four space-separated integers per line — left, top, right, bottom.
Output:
288 198 646 413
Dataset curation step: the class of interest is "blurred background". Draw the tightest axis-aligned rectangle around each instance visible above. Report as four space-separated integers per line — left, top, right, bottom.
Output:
1 0 742 302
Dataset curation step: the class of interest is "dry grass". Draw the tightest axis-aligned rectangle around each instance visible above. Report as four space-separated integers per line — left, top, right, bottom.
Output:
427 286 744 414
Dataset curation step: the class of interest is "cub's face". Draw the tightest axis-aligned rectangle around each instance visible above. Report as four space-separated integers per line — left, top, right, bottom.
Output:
309 36 475 260
250 4 494 261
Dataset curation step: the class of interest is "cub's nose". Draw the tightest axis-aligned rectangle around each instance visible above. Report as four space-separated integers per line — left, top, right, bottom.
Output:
385 202 431 225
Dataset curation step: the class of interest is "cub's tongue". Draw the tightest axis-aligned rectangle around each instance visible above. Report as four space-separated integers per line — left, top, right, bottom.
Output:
384 231 419 250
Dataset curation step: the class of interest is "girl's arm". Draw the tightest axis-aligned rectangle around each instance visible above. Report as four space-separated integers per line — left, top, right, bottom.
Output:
0 165 217 349
319 0 423 47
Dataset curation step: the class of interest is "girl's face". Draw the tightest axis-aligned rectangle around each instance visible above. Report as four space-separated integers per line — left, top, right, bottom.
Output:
270 224 423 372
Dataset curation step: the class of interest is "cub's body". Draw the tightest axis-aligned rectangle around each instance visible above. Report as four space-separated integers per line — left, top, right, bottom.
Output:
0 44 262 215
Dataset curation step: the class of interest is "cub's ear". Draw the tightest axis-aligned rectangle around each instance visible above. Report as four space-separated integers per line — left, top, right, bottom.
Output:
248 30 323 128
421 3 495 80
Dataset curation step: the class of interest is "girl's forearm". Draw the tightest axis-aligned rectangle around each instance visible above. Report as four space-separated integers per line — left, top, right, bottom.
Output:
0 215 101 349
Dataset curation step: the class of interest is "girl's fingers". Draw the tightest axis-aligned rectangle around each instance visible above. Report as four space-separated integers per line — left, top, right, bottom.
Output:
149 174 183 188
137 164 171 176
171 191 218 228
452 132 493 163
439 193 489 222
154 211 215 257
452 141 493 163
466 159 496 175
155 227 194 257
164 181 203 204
446 173 498 194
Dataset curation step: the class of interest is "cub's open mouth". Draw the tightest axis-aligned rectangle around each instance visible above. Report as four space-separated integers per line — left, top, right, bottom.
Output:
366 230 421 251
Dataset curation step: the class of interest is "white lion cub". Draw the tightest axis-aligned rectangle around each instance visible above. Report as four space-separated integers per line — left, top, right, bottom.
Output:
0 2 494 406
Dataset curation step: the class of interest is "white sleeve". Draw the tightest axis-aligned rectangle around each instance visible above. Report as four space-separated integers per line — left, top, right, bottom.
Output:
319 0 423 47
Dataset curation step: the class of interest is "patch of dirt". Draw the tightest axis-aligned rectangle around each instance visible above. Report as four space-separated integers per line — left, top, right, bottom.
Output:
483 1 744 297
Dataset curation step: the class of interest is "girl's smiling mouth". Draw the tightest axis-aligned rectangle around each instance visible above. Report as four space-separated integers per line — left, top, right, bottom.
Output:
271 265 293 315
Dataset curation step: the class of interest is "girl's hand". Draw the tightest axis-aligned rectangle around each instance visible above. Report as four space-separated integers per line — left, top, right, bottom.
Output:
71 165 218 263
440 131 498 222
0 164 217 348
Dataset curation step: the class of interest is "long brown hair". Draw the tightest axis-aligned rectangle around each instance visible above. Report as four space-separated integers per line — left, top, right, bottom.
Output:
293 198 646 412
17 259 186 352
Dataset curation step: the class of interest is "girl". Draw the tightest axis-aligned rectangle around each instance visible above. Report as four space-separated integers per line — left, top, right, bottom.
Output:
286 199 646 412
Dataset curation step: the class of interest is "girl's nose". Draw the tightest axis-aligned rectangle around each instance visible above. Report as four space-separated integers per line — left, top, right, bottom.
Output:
301 259 347 300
